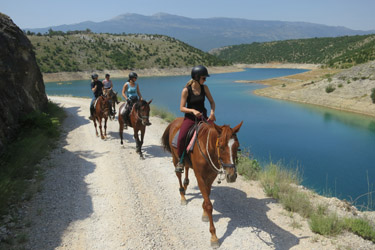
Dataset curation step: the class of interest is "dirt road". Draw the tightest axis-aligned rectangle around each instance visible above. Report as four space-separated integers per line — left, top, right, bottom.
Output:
21 96 373 249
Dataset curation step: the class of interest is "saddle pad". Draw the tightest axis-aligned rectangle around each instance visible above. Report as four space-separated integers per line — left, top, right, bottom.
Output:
171 125 199 152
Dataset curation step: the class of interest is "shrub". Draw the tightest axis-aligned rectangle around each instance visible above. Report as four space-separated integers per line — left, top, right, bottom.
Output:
259 162 301 199
237 149 261 180
325 84 336 93
371 88 375 104
309 212 344 236
343 217 375 242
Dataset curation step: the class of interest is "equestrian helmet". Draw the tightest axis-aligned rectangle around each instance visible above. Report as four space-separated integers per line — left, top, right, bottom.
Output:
191 65 210 81
129 72 138 79
91 73 98 79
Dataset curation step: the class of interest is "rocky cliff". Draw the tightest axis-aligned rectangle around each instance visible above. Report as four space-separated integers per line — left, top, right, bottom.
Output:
0 13 48 151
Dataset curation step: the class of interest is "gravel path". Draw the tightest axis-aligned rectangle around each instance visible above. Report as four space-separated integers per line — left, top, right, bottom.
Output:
19 96 374 250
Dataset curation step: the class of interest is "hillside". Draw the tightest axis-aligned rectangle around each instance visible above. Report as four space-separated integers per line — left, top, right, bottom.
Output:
213 34 375 68
26 13 374 51
27 31 229 73
250 61 375 118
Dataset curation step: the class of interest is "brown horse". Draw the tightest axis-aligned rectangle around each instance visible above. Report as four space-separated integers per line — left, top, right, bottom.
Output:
118 99 152 157
161 117 243 247
93 95 111 139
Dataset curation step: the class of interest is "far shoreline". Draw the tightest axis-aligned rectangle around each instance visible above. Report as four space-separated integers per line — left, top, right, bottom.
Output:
42 63 319 83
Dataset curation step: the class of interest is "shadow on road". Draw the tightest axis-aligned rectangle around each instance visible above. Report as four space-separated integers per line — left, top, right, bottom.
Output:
211 185 304 249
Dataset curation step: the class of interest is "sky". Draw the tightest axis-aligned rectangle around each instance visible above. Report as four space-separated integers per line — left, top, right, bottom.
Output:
1 0 375 31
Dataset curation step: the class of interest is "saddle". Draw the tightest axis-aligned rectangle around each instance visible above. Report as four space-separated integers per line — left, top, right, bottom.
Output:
172 122 204 152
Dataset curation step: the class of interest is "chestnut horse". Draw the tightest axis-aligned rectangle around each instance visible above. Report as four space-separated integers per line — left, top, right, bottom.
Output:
93 95 111 139
118 99 152 157
161 117 243 247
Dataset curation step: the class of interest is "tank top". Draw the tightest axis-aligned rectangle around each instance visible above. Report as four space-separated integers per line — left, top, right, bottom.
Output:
126 82 138 98
103 79 112 89
185 84 207 120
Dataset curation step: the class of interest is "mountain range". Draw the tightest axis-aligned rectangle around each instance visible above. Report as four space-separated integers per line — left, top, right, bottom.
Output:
27 13 375 51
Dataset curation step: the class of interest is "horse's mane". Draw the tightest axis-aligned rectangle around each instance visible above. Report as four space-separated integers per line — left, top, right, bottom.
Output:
134 100 148 110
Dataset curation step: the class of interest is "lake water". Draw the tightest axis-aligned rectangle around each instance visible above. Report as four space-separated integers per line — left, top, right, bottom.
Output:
46 68 375 209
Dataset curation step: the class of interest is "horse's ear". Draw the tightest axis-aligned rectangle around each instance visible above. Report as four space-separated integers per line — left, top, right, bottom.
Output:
213 123 223 133
148 99 153 105
232 121 243 134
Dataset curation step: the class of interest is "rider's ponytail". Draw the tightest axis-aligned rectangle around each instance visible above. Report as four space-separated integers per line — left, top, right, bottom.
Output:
185 79 196 88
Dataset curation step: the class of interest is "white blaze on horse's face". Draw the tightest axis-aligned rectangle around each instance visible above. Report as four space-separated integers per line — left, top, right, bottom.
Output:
228 138 235 165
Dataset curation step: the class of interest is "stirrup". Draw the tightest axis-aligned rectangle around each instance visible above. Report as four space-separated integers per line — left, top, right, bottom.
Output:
175 162 184 173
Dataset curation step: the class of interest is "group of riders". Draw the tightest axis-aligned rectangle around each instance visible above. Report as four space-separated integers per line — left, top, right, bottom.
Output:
89 65 216 173
89 72 142 128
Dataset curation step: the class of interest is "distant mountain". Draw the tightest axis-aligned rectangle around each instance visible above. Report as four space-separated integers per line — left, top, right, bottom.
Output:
27 13 375 51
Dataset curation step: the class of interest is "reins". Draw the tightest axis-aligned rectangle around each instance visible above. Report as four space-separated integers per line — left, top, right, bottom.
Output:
195 118 227 184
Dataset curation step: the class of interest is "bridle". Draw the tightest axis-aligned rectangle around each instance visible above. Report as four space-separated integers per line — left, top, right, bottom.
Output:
134 102 150 125
196 120 237 184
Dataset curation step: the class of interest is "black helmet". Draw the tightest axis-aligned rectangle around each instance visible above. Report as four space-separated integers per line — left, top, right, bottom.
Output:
129 72 138 79
191 65 209 81
91 73 98 79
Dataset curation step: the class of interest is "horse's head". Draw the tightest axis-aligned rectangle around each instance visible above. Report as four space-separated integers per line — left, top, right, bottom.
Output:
213 121 243 183
99 95 111 116
134 99 152 126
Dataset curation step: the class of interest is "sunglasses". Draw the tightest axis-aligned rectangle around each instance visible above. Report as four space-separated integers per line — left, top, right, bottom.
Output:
201 77 207 81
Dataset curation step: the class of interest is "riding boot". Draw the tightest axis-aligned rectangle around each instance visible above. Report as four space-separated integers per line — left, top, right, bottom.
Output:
175 151 185 173
89 106 95 120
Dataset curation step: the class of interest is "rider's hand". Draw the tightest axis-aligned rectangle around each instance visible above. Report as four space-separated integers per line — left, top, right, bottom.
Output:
193 110 202 117
208 113 216 122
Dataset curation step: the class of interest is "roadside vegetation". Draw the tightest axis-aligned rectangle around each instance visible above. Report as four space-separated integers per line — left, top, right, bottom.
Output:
212 34 375 69
27 29 230 73
237 152 375 243
0 102 65 218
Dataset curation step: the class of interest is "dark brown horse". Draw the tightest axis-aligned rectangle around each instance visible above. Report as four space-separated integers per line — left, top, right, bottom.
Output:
118 99 152 157
161 117 243 247
93 95 111 139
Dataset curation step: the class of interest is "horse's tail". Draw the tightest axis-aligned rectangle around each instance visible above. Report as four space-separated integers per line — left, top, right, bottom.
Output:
161 122 173 153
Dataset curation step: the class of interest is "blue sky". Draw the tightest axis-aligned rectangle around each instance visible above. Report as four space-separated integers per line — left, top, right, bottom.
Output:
2 0 375 31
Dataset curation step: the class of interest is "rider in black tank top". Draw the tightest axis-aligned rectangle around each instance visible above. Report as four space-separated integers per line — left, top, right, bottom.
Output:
185 84 207 121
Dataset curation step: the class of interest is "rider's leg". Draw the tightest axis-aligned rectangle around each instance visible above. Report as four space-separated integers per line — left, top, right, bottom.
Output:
175 118 194 173
89 97 95 120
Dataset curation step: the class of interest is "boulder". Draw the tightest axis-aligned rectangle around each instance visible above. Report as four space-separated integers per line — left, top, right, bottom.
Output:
0 13 48 152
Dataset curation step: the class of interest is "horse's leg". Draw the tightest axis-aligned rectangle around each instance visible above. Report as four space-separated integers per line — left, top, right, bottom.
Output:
99 117 105 140
173 155 187 205
196 176 219 247
133 128 141 154
104 117 108 138
119 119 124 145
183 166 190 192
93 117 99 137
138 126 145 157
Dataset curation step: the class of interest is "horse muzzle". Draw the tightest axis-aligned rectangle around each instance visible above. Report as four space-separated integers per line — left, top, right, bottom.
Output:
221 162 237 183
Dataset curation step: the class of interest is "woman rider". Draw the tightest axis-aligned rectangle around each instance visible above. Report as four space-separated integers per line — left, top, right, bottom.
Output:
175 65 216 173
121 72 143 128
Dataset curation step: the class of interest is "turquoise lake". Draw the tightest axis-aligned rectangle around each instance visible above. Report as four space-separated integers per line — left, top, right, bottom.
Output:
46 68 375 209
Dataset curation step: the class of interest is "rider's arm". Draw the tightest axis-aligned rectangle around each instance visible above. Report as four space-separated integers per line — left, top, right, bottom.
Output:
91 82 97 93
204 85 216 121
180 87 201 117
122 83 128 101
110 80 113 90
136 84 142 100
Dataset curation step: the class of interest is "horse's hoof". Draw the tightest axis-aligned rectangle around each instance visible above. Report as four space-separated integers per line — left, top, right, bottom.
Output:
210 240 220 248
180 199 187 206
202 215 209 222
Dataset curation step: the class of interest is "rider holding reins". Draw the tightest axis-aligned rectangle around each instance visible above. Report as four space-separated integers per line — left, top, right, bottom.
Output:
89 73 103 120
175 65 216 173
121 72 143 129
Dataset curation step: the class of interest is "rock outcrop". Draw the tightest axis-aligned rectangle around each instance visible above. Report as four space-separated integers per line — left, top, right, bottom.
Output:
0 13 47 151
